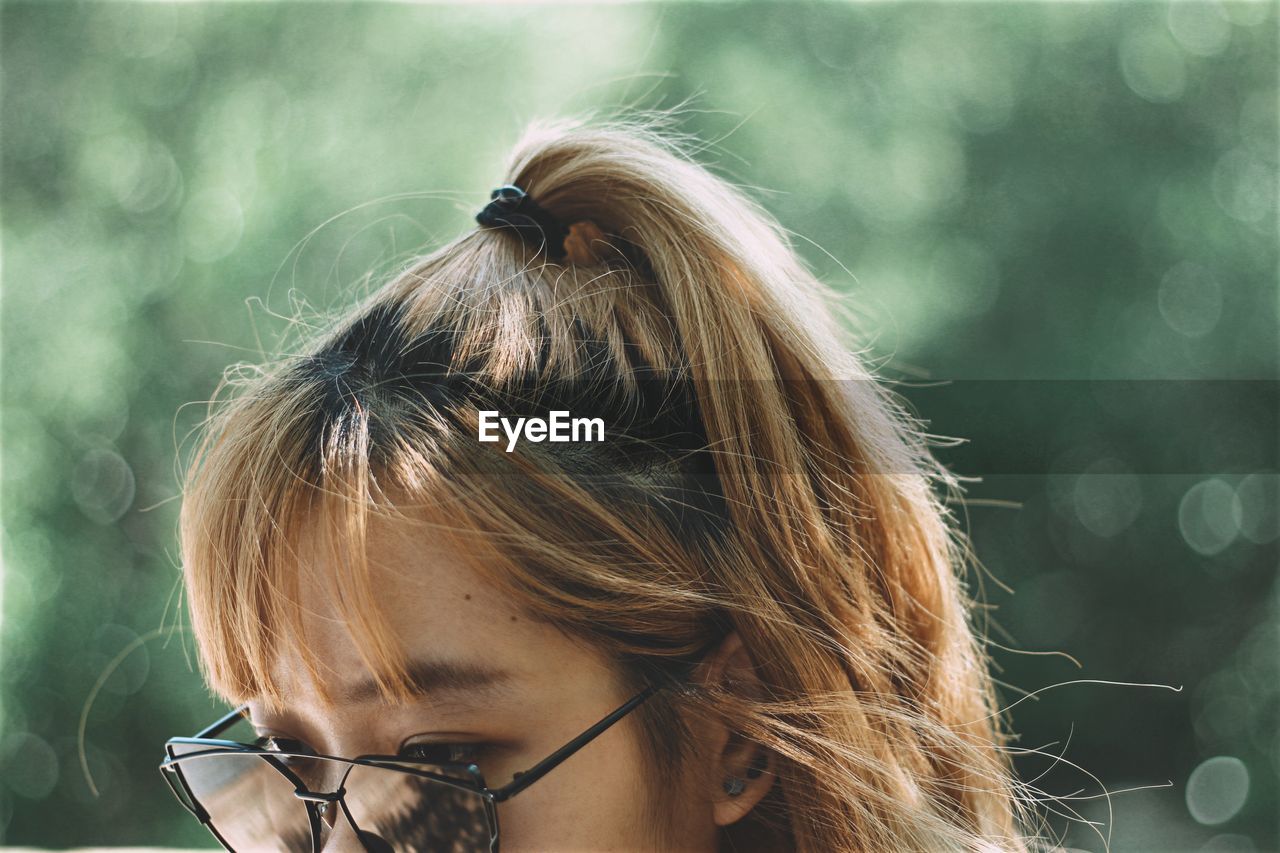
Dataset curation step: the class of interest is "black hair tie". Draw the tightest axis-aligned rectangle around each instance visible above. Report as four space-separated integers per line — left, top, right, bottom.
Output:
475 184 568 259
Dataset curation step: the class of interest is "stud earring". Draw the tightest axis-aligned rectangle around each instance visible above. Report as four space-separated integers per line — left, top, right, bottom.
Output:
722 776 746 797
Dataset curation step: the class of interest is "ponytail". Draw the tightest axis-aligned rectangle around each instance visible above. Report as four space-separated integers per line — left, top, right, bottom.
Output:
487 115 1027 850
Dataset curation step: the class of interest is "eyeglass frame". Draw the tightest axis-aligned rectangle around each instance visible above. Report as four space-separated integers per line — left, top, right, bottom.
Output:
158 682 662 853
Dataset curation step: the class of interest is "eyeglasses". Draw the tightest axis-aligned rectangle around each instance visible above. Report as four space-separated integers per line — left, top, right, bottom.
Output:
158 684 660 852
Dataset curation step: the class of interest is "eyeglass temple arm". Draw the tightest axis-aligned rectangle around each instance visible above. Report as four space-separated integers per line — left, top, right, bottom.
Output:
193 703 251 739
489 684 660 802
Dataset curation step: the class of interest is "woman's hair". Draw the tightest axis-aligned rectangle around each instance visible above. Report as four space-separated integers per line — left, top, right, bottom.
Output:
179 113 1029 851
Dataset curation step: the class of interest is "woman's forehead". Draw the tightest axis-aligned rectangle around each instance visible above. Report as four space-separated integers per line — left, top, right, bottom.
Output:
271 515 604 704
288 521 513 641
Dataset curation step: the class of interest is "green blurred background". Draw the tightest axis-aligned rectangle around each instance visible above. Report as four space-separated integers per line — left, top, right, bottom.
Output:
2 1 1276 849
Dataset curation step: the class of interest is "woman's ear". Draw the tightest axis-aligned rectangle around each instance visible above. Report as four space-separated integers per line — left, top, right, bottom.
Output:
693 630 776 827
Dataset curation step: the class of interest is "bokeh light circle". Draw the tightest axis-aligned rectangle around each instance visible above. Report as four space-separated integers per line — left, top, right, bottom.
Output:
1119 29 1187 103
1186 756 1250 825
0 733 59 799
1178 478 1242 556
70 447 136 525
1074 458 1143 538
1167 3 1232 57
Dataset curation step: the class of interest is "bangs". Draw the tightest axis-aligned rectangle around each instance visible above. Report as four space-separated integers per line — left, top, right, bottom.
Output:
177 372 479 715
178 248 716 717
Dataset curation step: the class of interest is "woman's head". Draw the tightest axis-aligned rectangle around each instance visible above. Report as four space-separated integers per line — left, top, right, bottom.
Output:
178 114 1025 851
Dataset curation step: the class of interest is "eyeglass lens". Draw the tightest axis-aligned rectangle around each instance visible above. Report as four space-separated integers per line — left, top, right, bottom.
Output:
167 744 493 852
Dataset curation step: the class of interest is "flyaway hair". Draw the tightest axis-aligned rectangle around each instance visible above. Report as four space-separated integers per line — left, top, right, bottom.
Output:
178 113 1030 851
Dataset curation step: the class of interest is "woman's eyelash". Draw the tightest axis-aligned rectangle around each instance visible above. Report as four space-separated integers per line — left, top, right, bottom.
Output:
251 734 487 765
400 741 487 765
254 735 312 754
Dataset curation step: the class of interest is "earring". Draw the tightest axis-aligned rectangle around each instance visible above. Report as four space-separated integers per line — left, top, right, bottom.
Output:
722 776 746 797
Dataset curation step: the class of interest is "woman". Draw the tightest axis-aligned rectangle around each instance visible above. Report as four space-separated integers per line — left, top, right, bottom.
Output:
162 114 1028 852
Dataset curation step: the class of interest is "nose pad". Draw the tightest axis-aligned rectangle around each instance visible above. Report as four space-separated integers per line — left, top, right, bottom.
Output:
317 799 338 829
316 800 392 853
314 800 359 852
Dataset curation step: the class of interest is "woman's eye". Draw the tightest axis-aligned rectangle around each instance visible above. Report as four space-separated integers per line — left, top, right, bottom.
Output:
252 734 485 766
254 735 312 754
400 741 486 765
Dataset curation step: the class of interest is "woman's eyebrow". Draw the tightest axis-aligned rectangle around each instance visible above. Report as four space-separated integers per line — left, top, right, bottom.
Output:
338 657 517 705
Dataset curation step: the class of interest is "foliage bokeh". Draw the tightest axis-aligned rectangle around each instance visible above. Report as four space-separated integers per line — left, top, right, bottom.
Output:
2 2 1276 849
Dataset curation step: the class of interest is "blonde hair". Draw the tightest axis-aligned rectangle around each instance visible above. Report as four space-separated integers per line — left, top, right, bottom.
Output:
179 112 1029 851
